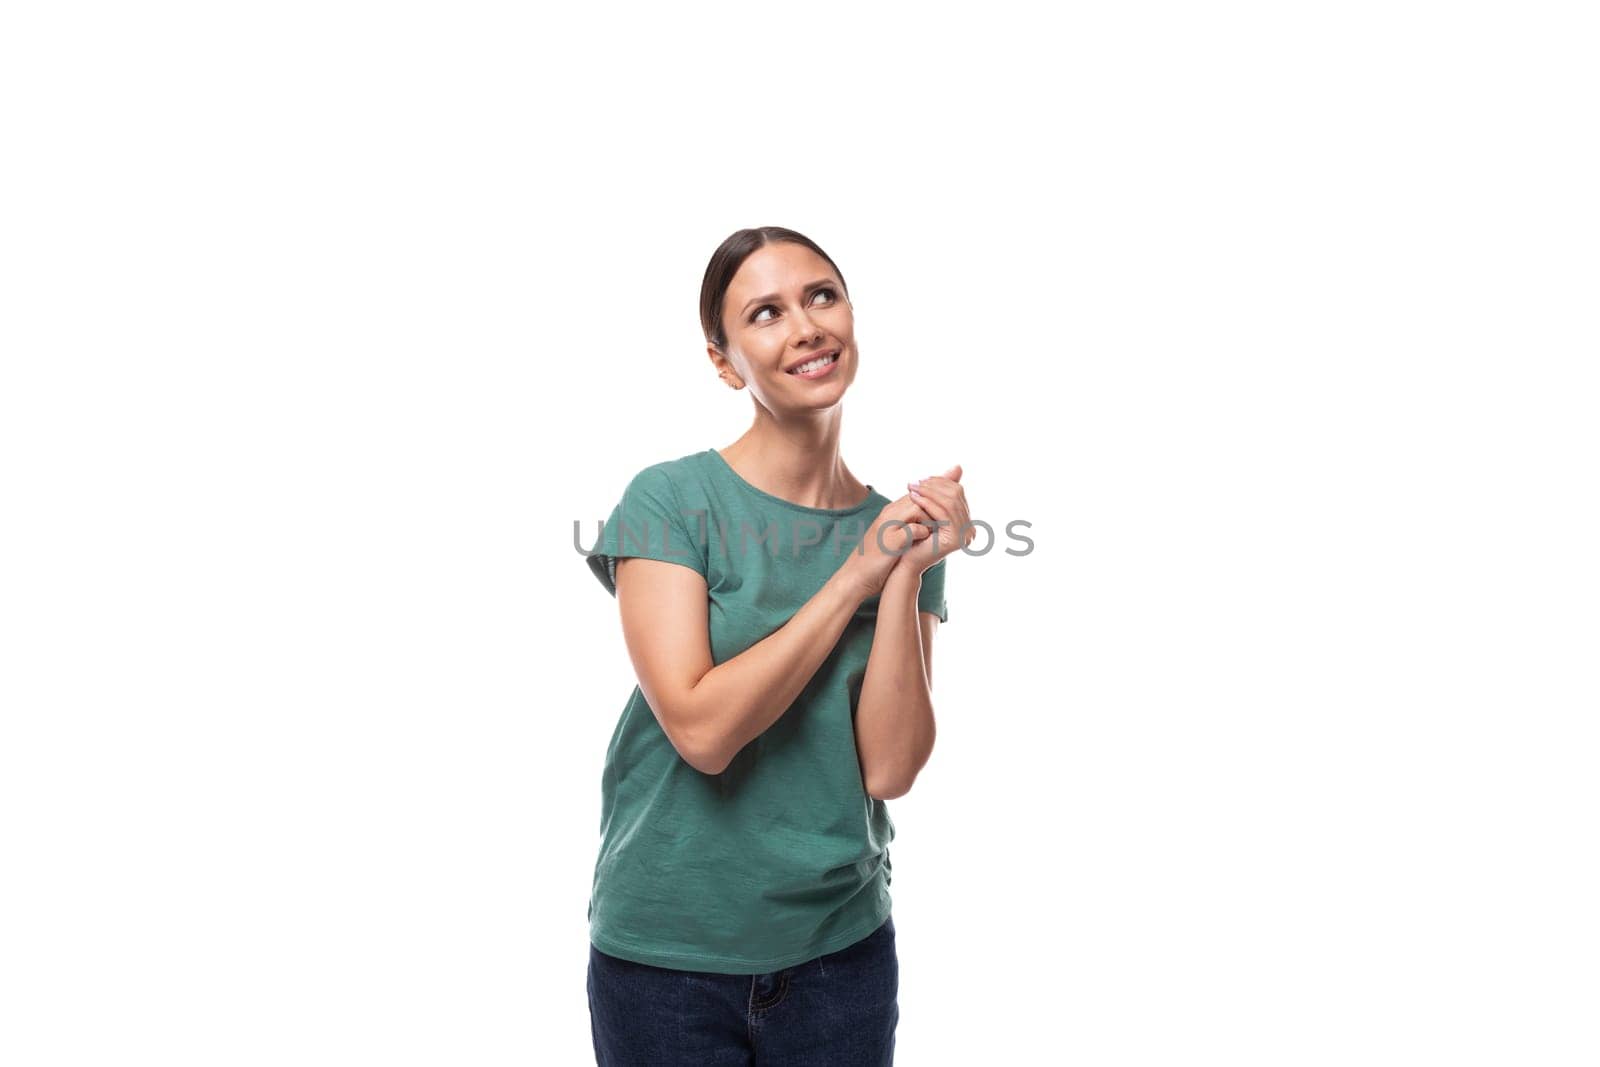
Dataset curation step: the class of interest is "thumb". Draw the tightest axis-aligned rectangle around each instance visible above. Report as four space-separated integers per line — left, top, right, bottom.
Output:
943 463 962 482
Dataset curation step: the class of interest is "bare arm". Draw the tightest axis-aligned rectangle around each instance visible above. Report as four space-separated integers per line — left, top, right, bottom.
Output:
854 566 939 799
614 556 872 775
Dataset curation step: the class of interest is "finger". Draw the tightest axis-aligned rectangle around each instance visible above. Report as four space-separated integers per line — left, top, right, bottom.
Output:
902 523 932 556
910 481 970 549
910 477 961 507
897 492 933 516
905 524 931 557
914 473 965 499
907 480 953 518
883 502 934 531
886 496 932 524
906 487 953 542
914 477 967 530
889 521 930 554
884 511 929 534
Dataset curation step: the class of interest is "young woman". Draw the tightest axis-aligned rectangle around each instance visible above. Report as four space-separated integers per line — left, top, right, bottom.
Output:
582 226 973 1065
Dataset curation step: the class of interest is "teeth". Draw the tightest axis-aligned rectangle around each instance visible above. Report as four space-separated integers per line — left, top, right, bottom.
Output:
790 353 837 374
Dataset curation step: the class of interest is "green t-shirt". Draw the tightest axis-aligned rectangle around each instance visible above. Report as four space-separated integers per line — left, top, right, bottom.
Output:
583 447 948 974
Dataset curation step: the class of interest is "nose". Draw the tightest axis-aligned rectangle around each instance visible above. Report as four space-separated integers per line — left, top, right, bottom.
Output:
790 308 824 346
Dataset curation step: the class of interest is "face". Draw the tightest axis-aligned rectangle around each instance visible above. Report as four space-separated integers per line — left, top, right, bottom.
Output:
709 242 857 410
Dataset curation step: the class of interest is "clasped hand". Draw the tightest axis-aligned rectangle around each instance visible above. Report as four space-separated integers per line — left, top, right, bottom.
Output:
848 464 973 597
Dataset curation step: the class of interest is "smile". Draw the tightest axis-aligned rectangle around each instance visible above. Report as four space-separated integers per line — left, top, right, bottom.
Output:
786 352 840 378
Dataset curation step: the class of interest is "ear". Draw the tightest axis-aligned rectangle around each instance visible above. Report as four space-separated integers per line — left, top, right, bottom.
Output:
707 342 744 390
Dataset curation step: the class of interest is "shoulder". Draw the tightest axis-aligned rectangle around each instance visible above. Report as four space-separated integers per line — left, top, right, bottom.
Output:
606 453 722 529
619 451 711 495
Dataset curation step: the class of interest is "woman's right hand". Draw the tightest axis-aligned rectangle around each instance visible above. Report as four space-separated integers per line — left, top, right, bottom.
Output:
841 495 936 599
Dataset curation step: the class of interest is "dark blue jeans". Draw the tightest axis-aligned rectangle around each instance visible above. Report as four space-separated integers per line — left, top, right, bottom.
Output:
586 915 899 1065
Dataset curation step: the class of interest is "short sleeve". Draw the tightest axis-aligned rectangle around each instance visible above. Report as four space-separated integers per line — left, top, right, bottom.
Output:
584 465 710 596
917 558 949 622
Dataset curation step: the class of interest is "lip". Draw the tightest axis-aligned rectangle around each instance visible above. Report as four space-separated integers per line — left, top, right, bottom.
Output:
783 348 841 374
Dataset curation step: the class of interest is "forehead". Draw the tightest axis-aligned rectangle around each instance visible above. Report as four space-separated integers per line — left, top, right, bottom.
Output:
724 243 837 303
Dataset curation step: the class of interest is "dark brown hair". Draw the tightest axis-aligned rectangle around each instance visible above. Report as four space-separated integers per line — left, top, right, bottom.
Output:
699 227 850 353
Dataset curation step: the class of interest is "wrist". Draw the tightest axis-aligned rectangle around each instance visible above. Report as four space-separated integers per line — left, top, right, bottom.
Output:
883 560 923 594
894 544 939 578
831 559 878 605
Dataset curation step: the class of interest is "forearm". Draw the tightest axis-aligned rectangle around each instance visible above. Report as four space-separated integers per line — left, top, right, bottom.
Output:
855 567 935 798
682 566 868 774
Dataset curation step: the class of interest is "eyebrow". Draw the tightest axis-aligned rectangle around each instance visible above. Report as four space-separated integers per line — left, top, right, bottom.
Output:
739 278 837 317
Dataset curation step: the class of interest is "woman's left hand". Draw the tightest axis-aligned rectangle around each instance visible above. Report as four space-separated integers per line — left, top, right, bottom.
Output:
898 464 974 574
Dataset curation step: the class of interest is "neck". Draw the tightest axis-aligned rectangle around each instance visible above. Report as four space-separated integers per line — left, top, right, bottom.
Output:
719 408 865 510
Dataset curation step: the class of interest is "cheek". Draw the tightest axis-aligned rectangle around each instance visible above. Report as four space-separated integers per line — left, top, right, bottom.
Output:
730 330 782 367
755 337 790 367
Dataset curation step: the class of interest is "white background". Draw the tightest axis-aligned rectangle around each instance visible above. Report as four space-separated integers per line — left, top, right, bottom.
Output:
3 2 1596 1064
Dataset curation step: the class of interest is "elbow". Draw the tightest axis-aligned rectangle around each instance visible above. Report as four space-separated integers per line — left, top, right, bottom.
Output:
671 723 732 777
685 747 731 776
865 772 915 800
863 724 935 800
650 688 732 775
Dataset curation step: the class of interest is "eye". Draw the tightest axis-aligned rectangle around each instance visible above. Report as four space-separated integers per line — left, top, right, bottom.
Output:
750 287 838 325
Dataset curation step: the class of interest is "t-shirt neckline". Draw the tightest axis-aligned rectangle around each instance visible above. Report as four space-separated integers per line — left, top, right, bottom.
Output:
704 448 879 516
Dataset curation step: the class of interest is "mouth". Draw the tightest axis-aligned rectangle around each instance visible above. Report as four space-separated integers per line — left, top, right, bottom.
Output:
784 349 841 377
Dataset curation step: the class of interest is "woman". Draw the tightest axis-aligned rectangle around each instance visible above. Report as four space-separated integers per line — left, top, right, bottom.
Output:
582 226 973 1065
